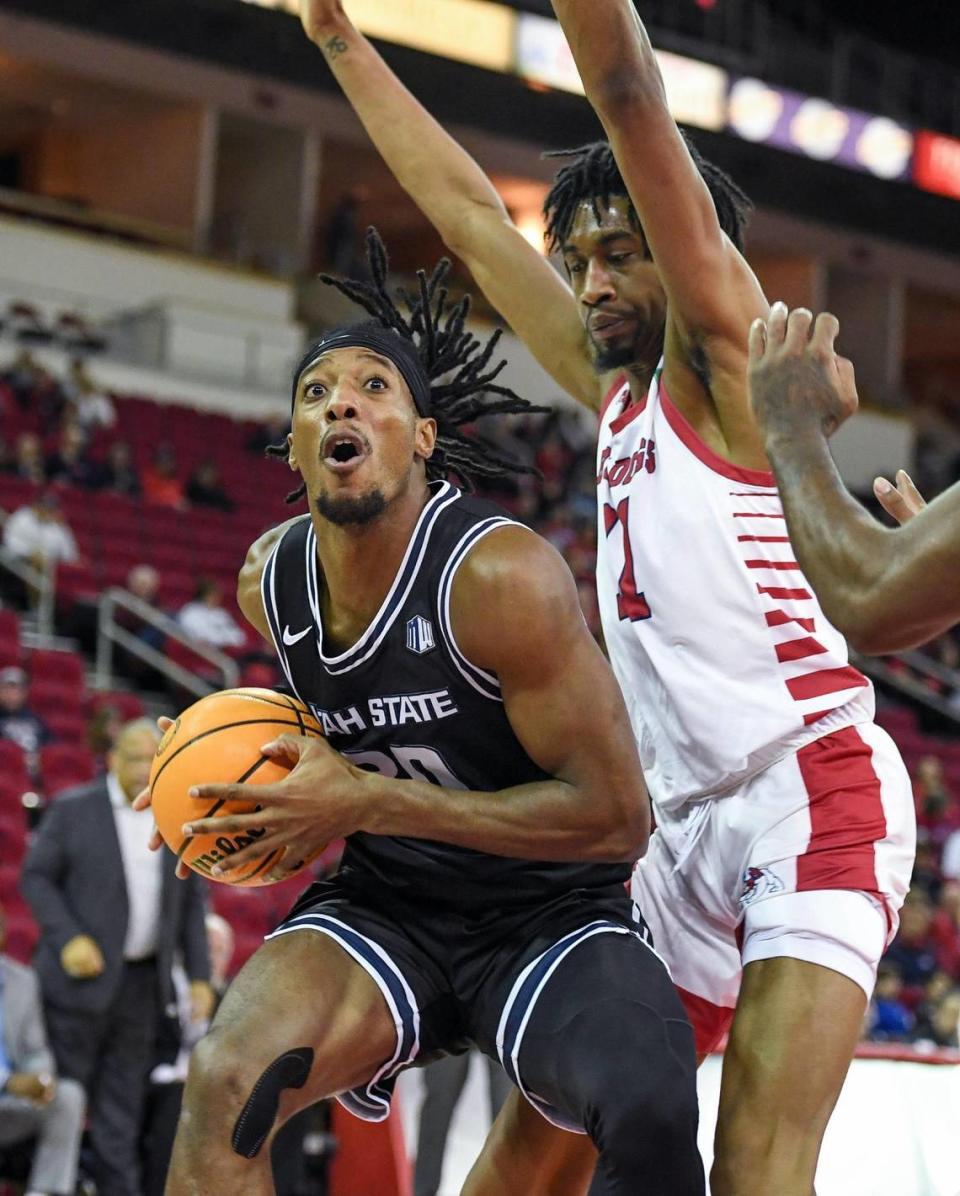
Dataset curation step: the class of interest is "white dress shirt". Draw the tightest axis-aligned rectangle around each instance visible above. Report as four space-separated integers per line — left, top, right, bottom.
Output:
108 773 163 961
2 506 78 564
177 601 246 649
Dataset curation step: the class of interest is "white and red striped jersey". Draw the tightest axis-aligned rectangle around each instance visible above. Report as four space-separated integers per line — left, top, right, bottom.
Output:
596 367 874 812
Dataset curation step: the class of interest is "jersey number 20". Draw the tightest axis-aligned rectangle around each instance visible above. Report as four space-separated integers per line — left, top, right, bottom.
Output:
603 498 652 622
345 745 467 790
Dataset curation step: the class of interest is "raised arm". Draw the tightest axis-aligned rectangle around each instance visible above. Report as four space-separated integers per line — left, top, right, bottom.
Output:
300 1 596 406
185 527 649 872
749 305 960 653
549 2 767 420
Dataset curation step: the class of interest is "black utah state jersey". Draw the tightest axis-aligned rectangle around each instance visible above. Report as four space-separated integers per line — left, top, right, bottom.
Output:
261 480 629 910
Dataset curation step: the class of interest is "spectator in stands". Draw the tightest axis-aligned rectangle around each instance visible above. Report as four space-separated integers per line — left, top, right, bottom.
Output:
0 901 86 1196
20 718 213 1196
7 432 47 486
2 491 79 570
100 439 141 498
87 702 122 761
44 421 103 490
921 988 960 1048
930 880 960 973
127 563 161 610
943 827 960 882
324 186 368 275
885 891 944 995
867 961 914 1041
142 443 185 510
415 1051 511 1196
245 414 289 456
914 755 956 833
205 913 235 1005
0 349 61 416
177 578 246 650
185 460 234 512
0 666 51 776
913 971 954 1042
62 357 115 433
114 565 166 690
141 912 235 1196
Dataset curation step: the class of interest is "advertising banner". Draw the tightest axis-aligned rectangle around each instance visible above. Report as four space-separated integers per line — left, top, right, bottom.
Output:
727 77 913 182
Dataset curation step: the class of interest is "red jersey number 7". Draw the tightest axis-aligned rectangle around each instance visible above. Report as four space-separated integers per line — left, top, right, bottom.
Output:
603 498 652 622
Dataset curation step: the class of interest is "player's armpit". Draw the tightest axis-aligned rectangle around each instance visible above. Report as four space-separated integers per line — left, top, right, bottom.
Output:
449 525 650 860
237 517 306 642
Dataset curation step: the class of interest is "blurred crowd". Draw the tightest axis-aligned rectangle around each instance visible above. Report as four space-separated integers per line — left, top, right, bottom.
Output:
865 752 960 1049
0 350 238 518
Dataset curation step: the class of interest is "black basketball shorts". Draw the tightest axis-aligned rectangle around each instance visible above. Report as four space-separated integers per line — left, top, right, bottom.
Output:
266 874 675 1131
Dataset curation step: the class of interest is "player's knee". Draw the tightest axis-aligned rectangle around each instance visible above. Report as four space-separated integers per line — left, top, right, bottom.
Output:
562 1004 699 1167
185 1027 254 1111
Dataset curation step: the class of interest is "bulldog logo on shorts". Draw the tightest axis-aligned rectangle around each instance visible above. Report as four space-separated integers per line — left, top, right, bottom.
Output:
739 865 785 908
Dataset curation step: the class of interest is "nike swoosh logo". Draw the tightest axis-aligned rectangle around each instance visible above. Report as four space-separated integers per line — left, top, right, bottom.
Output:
282 625 312 646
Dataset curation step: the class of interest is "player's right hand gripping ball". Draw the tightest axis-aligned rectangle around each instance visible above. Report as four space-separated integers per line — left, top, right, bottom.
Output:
149 687 325 886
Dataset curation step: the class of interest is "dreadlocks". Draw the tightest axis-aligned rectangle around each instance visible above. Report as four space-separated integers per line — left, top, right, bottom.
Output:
543 135 752 255
269 228 547 504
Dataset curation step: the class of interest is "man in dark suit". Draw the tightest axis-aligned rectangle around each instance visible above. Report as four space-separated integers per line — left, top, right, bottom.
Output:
21 719 212 1196
0 901 86 1196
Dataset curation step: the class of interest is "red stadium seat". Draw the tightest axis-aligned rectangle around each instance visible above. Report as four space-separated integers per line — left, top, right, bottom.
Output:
86 690 145 722
0 739 29 781
56 562 101 608
0 809 28 862
42 709 88 744
28 682 84 718
2 912 39 964
29 649 86 691
40 743 97 793
0 610 20 644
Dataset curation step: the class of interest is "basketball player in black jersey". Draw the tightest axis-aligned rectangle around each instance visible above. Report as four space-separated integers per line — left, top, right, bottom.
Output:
155 234 703 1195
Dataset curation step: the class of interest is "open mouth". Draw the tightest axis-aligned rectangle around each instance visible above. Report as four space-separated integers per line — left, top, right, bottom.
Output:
322 430 368 474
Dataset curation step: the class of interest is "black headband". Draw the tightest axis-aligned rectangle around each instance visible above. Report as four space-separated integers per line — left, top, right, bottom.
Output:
291 325 432 418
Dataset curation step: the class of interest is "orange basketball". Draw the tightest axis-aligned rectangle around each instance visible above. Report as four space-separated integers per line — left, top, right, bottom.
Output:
150 687 325 887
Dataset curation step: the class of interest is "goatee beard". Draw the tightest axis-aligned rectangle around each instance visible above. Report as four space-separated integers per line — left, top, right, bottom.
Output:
314 489 387 527
592 340 639 372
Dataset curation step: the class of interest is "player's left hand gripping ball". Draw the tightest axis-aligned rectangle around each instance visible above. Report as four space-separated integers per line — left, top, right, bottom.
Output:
149 687 362 886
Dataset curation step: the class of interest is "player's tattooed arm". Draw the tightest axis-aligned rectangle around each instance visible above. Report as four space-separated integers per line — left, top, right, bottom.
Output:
749 305 960 652
297 0 596 408
321 35 348 60
187 527 649 877
237 517 308 643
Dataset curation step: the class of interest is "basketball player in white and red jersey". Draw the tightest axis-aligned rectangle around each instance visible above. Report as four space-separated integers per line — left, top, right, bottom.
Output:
299 2 915 1191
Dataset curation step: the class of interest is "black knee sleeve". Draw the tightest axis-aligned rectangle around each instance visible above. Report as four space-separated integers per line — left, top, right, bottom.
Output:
521 989 703 1196
231 1047 314 1158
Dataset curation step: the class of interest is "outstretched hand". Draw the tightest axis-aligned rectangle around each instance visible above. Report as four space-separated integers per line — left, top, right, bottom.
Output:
874 469 926 526
748 302 859 443
179 733 373 880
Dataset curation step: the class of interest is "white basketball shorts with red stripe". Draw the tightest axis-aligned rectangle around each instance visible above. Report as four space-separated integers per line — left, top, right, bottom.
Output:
631 722 916 1057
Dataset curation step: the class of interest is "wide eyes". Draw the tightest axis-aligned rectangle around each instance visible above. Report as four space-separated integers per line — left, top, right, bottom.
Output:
302 375 389 402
